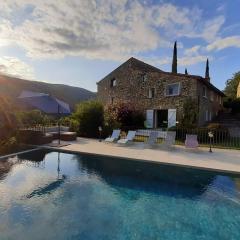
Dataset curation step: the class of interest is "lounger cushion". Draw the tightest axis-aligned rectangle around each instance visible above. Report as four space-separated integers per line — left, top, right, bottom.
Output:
117 139 129 144
105 137 115 142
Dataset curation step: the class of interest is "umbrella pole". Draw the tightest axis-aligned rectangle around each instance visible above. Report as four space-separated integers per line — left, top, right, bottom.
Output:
58 104 60 145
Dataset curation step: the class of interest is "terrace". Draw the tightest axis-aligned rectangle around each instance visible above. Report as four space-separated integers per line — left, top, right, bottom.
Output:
43 137 240 174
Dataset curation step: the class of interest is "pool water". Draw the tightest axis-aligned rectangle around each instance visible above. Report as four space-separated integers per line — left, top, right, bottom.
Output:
0 150 240 240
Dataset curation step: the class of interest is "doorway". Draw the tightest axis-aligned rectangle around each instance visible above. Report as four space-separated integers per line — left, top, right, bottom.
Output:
156 110 168 128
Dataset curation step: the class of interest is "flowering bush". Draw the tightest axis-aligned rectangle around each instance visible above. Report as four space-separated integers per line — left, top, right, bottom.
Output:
105 102 145 130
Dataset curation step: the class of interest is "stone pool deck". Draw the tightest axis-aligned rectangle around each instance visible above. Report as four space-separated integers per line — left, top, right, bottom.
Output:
44 138 240 174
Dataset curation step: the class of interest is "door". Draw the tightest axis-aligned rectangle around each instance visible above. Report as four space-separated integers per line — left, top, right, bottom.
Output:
168 109 176 128
156 110 168 128
146 110 154 128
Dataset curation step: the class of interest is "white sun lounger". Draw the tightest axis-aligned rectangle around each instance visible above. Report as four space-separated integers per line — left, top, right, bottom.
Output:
105 129 121 142
185 134 199 148
145 131 159 147
161 131 176 147
117 130 136 144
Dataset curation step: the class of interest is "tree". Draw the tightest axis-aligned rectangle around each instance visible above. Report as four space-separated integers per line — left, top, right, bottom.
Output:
185 68 188 75
205 58 210 79
180 98 198 128
224 71 240 99
15 110 53 126
73 101 104 137
172 41 177 73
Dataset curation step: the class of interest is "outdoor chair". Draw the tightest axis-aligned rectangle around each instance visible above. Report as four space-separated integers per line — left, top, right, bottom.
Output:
185 134 199 148
105 129 121 142
117 131 136 144
145 131 159 147
161 131 176 148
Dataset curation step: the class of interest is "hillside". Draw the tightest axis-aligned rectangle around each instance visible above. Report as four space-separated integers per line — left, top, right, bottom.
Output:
0 74 96 109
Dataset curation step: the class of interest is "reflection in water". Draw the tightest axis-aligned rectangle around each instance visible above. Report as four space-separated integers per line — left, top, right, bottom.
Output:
18 150 48 162
0 159 14 180
0 150 240 240
74 154 220 199
26 175 67 198
23 151 66 199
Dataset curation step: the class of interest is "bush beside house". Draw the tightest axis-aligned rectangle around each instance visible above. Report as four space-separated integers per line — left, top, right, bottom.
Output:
72 101 104 138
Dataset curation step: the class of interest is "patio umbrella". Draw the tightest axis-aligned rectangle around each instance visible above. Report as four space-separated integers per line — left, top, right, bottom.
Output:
19 90 71 145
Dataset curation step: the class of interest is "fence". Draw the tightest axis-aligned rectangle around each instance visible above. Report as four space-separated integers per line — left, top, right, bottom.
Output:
134 128 240 150
18 124 240 149
19 124 60 133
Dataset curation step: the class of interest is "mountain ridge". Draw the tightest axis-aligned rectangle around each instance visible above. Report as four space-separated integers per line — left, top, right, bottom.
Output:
0 74 96 109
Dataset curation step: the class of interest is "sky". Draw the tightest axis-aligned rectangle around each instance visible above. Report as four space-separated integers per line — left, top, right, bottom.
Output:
0 0 240 92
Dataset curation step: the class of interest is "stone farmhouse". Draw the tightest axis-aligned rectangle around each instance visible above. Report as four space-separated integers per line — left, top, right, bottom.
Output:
97 57 224 128
237 82 240 98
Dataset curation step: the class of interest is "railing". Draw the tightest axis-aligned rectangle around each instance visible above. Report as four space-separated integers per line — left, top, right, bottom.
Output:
18 125 240 149
133 128 240 150
18 124 59 133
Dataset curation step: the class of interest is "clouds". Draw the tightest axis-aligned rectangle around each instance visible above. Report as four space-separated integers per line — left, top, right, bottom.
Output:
206 36 240 51
0 0 229 64
0 56 34 79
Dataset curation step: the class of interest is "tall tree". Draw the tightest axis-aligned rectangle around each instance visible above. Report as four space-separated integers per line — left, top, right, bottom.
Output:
205 58 210 79
172 41 177 73
224 71 240 99
185 68 188 75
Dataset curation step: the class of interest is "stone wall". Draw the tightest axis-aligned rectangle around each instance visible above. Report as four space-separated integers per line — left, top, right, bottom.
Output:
197 81 223 125
97 58 224 126
237 82 240 98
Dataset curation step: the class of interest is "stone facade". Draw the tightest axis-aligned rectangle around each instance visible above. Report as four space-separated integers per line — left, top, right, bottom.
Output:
97 57 224 127
237 82 240 98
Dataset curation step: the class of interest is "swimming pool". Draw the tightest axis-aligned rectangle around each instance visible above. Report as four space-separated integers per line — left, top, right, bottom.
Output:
0 149 240 240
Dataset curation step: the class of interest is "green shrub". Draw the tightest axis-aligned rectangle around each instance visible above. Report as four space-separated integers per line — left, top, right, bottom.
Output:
73 101 104 138
223 98 240 114
60 117 79 132
231 99 240 114
179 97 198 128
15 110 54 126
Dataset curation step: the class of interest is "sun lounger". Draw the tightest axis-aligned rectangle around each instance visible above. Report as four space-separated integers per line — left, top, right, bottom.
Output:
145 131 159 147
105 129 121 142
117 131 136 144
161 131 176 147
185 134 199 148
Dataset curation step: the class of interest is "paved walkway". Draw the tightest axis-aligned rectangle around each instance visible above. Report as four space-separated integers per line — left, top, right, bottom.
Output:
45 138 240 174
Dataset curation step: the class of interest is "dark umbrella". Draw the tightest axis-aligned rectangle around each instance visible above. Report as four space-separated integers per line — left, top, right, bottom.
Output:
19 90 71 145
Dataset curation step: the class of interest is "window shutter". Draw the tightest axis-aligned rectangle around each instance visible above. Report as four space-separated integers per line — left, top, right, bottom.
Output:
168 109 176 128
146 110 154 128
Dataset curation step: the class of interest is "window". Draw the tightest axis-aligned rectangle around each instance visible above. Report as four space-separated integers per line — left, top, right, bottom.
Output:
205 110 208 121
110 78 116 87
219 97 222 105
166 83 180 96
210 91 214 102
209 111 212 121
203 86 207 98
142 73 147 82
148 88 155 98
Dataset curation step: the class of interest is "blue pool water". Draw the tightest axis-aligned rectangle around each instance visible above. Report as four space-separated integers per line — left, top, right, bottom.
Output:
0 150 240 240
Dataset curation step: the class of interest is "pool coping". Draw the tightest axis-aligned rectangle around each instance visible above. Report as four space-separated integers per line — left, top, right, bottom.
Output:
41 145 240 176
0 147 41 161
1 141 240 176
